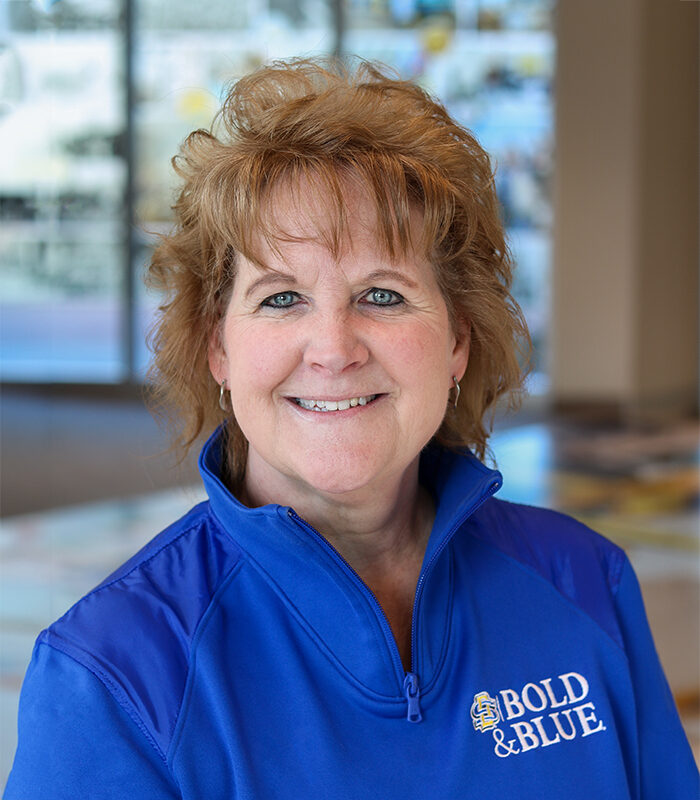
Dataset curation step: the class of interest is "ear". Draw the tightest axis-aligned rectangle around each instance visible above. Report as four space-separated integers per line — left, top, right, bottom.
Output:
450 317 471 382
207 322 227 386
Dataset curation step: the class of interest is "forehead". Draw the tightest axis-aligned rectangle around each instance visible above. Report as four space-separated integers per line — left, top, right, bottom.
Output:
231 182 439 303
245 172 424 270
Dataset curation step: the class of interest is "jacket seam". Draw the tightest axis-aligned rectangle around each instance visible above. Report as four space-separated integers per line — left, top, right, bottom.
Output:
282 516 404 682
167 499 247 761
463 521 628 653
241 553 404 700
166 558 249 765
166 553 244 746
35 639 172 771
45 510 241 769
50 516 209 630
208 507 405 696
608 546 627 598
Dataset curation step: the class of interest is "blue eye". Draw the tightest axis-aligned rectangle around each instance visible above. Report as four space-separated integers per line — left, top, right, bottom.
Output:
262 292 299 308
364 288 403 306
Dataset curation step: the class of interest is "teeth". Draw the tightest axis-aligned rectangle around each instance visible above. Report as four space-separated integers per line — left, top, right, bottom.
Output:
296 398 317 410
295 395 377 412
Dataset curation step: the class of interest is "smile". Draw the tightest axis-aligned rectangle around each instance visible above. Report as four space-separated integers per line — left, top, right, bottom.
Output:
293 395 378 412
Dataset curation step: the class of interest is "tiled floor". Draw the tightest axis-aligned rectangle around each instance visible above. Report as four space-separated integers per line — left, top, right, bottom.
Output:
1 421 698 786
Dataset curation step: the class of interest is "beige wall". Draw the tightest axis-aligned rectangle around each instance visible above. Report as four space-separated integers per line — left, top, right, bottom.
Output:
552 0 699 420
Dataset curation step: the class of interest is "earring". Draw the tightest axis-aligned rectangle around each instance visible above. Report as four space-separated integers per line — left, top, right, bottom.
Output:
451 376 461 409
219 379 230 412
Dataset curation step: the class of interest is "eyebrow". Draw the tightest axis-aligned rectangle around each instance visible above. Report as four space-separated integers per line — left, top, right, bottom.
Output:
243 270 298 301
363 269 419 290
243 267 419 300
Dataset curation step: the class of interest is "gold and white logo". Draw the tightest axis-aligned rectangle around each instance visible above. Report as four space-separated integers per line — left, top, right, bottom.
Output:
470 671 607 758
470 691 501 732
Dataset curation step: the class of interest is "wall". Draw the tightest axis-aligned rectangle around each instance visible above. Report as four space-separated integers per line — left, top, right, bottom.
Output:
552 0 699 420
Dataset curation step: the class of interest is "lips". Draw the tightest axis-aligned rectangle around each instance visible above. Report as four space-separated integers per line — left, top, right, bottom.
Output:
292 395 379 412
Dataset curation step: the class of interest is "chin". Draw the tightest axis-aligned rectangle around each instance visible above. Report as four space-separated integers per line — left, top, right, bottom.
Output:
291 447 395 498
301 472 375 497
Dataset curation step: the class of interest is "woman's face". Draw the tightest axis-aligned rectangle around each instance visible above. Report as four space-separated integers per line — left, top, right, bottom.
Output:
209 188 469 504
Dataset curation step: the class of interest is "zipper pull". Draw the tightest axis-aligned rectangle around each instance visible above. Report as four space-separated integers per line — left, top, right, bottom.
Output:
403 672 422 723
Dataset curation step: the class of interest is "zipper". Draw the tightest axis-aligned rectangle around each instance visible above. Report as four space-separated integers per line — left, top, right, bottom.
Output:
287 474 501 723
408 477 502 678
287 509 405 683
403 672 422 723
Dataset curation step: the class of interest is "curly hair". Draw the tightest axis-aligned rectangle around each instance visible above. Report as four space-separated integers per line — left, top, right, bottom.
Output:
146 57 530 484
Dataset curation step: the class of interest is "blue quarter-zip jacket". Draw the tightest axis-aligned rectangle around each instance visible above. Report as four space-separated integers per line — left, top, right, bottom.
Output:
6 428 698 798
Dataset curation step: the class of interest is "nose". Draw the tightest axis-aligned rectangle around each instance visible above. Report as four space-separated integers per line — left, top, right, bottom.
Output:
302 310 369 374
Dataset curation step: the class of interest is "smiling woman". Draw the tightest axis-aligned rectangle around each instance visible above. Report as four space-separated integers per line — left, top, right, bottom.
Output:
146 58 529 488
210 183 469 521
5 58 698 800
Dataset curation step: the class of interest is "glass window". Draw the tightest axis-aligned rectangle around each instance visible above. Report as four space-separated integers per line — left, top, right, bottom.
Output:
344 0 555 392
132 0 336 375
1 0 552 390
0 0 127 380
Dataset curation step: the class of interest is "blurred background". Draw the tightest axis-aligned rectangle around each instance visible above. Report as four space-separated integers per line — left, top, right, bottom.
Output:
0 0 698 780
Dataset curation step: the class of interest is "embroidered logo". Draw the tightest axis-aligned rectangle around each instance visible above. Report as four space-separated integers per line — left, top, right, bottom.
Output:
470 691 501 732
470 671 607 758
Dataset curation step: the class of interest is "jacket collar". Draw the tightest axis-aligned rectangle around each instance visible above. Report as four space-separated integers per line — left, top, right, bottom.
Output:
418 444 503 566
199 426 502 700
201 425 501 512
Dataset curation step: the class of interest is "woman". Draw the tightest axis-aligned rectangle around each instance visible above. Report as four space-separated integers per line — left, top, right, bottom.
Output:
6 59 697 799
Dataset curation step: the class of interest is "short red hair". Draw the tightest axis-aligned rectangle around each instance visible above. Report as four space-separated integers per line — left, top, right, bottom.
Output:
146 57 530 482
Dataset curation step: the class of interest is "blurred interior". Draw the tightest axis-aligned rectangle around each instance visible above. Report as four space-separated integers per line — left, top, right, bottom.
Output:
1 0 698 782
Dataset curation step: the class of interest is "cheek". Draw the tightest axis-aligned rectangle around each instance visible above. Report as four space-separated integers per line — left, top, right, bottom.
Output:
383 321 454 379
225 322 299 390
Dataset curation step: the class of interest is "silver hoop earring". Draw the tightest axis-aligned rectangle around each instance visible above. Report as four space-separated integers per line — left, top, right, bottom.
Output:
451 376 461 409
219 379 229 412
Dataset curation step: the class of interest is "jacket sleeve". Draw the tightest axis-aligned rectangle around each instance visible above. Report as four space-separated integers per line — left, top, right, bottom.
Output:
614 557 699 799
4 642 181 800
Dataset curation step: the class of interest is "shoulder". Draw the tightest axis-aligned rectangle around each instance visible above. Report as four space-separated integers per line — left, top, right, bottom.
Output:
464 498 627 647
37 500 243 756
468 498 626 585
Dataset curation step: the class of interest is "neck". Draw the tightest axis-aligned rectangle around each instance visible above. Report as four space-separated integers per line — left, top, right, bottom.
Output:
242 453 435 670
241 455 434 579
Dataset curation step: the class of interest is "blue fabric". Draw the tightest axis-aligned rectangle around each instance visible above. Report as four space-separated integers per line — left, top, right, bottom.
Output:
5 428 698 799
7 645 179 798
